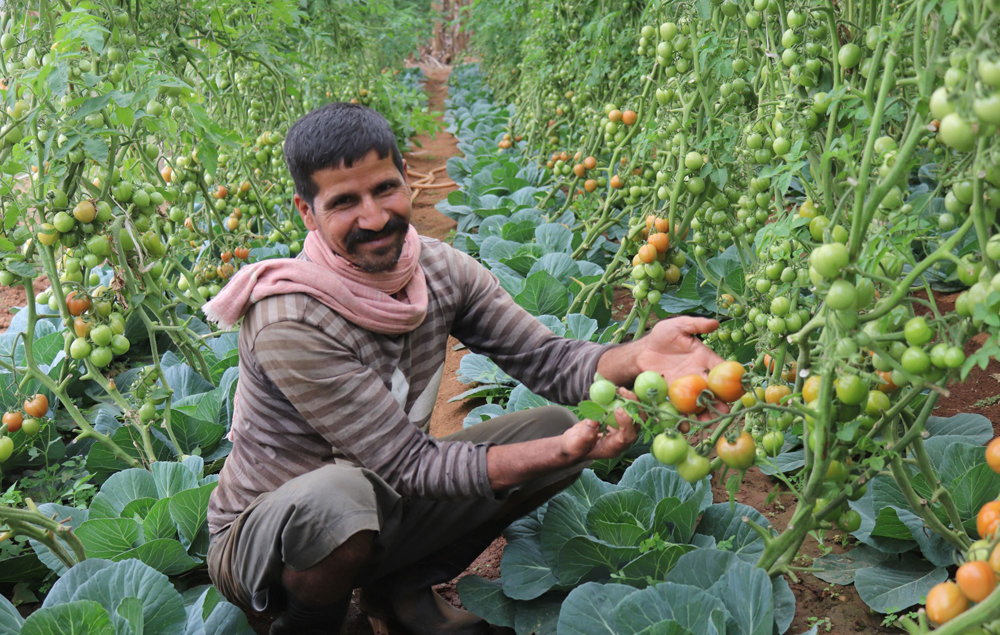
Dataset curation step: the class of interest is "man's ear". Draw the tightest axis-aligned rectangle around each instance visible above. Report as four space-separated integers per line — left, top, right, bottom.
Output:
401 158 409 184
293 193 318 232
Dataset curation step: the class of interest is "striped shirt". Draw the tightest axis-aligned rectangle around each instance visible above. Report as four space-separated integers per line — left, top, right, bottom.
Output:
207 236 607 535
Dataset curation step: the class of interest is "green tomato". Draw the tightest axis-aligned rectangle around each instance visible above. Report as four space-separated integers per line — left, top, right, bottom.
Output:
866 390 890 415
589 379 618 406
836 374 868 406
138 401 157 422
761 431 784 457
900 347 931 375
634 370 669 403
826 279 857 310
944 346 966 369
903 316 933 346
810 243 849 279
90 324 113 347
70 337 92 360
837 43 863 69
652 433 689 465
109 313 126 335
110 334 130 356
90 346 113 368
21 418 40 437
676 447 712 483
825 459 848 483
837 509 862 533
939 113 976 152
0 436 13 463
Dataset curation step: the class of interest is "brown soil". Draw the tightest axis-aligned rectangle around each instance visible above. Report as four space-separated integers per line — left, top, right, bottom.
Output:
0 277 49 332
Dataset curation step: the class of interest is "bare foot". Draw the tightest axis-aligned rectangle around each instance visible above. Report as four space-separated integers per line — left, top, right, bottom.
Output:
367 614 391 635
357 588 393 635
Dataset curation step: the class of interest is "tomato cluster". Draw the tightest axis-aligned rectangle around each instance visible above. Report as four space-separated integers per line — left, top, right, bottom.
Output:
0 394 48 464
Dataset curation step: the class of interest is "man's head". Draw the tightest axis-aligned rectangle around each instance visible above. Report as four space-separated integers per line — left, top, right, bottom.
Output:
284 103 411 272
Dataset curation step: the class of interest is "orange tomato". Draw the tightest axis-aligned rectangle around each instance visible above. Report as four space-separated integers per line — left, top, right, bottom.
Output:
23 394 48 418
765 384 791 404
876 370 897 393
610 175 623 189
638 244 657 264
648 232 669 253
65 291 92 317
2 411 23 433
987 438 1000 474
802 375 821 403
956 561 997 602
584 179 598 193
926 582 968 625
573 164 586 178
707 361 746 403
978 501 1000 538
221 251 233 263
990 542 1000 575
669 375 709 414
583 156 597 170
621 109 637 125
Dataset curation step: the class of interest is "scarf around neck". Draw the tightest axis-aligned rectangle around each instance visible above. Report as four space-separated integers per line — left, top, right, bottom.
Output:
202 225 428 335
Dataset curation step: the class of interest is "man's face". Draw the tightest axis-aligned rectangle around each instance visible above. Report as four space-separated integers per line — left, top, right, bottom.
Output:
293 150 412 272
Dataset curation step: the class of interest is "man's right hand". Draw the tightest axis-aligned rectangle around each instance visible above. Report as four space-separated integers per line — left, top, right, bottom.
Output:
560 388 639 461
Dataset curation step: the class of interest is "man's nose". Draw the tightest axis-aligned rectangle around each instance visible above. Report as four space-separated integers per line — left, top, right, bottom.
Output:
356 195 388 232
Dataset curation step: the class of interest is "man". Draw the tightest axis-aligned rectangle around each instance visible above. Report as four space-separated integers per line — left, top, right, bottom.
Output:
204 103 724 635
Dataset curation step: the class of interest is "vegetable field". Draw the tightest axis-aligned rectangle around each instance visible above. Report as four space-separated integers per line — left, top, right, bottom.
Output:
3 0 1000 633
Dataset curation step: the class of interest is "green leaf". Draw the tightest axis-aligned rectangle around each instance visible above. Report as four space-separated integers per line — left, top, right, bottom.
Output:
515 271 569 316
88 468 158 519
586 490 654 546
0 593 24 635
151 461 199 498
576 400 607 421
456 576 516 629
143 498 178 541
500 537 561 600
557 583 639 635
20 600 115 635
694 503 772 562
854 555 947 613
169 482 217 546
76 518 142 559
43 559 188 635
29 503 89 576
113 539 201 575
812 545 891 585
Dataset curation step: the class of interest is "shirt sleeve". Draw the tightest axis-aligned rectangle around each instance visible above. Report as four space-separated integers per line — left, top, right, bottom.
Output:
251 320 496 502
448 246 611 405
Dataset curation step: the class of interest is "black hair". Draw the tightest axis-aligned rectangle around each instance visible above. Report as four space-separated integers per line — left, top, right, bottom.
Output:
283 102 405 208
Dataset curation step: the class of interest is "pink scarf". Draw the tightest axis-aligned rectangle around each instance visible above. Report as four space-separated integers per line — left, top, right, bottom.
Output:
202 225 428 334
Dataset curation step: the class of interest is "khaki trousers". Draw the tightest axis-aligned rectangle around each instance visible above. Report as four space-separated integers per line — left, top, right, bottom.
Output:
206 405 586 613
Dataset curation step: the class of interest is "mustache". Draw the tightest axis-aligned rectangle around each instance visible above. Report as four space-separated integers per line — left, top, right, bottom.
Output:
345 217 409 251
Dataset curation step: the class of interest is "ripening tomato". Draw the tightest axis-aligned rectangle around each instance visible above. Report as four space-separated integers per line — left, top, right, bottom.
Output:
802 375 821 403
926 582 968 625
65 291 92 316
765 384 791 404
669 375 709 414
986 438 1000 474
638 244 657 264
876 370 898 393
707 362 746 403
648 232 669 253
2 411 23 433
956 561 997 603
716 432 756 470
978 501 1000 538
991 542 1000 575
23 394 48 418
761 430 784 456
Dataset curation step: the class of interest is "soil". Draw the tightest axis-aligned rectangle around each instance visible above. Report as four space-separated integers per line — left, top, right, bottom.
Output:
0 277 49 332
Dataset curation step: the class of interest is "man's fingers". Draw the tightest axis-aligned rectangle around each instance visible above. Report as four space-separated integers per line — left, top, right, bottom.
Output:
613 406 636 431
673 316 720 335
616 387 649 421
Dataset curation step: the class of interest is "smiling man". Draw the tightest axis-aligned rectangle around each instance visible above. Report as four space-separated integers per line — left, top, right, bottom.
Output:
203 103 724 635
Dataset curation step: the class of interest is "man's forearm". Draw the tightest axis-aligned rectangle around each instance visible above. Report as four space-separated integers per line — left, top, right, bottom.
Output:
485 437 579 491
596 339 641 387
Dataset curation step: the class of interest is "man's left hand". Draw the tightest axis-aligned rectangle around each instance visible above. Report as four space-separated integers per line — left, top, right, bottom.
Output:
634 316 726 385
